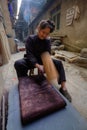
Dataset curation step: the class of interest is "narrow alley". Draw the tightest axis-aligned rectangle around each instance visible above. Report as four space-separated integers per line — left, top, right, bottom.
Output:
0 0 87 130
0 51 87 120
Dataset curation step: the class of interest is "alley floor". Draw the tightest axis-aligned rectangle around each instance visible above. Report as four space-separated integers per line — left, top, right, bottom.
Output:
0 51 87 120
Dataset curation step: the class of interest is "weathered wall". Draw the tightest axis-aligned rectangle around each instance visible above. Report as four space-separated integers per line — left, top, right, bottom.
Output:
0 22 11 64
29 0 87 52
52 0 87 52
0 0 16 53
0 2 11 64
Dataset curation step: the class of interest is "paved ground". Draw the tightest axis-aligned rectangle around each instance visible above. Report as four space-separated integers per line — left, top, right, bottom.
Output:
0 51 87 120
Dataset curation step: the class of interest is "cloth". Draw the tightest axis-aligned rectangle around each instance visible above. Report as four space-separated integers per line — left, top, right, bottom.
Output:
25 35 51 66
18 75 66 125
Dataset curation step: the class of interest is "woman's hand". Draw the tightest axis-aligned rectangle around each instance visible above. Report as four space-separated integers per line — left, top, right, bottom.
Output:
35 63 44 74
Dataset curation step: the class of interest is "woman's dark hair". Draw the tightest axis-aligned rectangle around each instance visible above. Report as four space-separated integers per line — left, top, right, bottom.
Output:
38 19 55 33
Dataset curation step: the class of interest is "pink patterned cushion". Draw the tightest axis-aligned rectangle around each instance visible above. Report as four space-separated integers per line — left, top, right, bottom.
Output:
18 75 66 125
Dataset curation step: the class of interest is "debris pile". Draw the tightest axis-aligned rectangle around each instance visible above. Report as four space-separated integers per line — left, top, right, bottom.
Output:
52 47 87 68
51 39 65 55
74 48 87 68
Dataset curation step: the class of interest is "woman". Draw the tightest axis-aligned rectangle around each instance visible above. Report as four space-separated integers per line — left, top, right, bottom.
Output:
14 19 71 102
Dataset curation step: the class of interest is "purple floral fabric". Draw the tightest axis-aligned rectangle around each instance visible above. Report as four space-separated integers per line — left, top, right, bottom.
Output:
18 75 66 125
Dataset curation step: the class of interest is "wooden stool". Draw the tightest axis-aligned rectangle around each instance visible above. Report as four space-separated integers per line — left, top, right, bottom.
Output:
29 69 34 76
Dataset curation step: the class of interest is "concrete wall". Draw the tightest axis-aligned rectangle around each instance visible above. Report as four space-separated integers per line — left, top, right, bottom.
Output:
29 0 87 52
0 0 16 53
0 3 11 64
56 0 87 52
0 22 11 64
47 0 87 52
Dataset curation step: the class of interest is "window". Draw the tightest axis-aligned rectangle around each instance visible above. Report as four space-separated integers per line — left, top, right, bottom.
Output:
50 4 61 30
57 13 60 29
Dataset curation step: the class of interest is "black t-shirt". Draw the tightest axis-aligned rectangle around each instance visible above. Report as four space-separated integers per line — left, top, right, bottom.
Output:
25 34 51 66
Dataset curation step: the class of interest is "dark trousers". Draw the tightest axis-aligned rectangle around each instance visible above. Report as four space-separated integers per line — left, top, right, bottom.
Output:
14 58 66 84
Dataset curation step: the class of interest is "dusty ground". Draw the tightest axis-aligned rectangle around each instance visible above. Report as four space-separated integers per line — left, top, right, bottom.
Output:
0 51 87 120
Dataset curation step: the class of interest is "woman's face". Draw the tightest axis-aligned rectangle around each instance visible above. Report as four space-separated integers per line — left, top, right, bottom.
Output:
38 27 50 40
